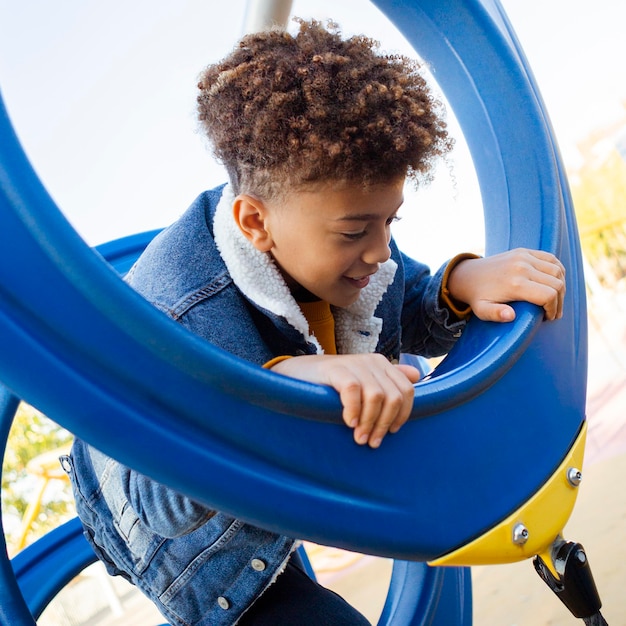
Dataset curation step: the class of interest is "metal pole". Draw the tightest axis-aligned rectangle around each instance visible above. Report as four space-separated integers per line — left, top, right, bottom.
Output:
242 0 292 33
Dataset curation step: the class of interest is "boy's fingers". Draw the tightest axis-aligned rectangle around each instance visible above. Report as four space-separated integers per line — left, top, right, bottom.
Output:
365 400 402 448
527 252 566 319
473 301 516 323
557 282 565 319
339 379 364 430
395 364 421 383
352 381 387 445
363 369 415 448
527 279 564 320
388 384 415 435
528 249 566 277
279 355 419 448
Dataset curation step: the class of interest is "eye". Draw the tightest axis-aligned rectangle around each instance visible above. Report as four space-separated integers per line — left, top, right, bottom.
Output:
341 231 367 241
386 215 402 226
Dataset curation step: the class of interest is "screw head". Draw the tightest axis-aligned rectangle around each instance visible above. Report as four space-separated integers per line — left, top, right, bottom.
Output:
567 467 583 487
575 549 587 564
512 523 529 545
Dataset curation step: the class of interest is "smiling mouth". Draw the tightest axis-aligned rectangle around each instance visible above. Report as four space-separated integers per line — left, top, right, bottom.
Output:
345 275 371 289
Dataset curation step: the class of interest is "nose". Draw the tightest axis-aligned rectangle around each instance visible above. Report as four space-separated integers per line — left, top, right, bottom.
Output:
361 229 391 266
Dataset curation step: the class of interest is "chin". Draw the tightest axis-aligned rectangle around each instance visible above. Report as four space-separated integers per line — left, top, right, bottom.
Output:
332 295 360 308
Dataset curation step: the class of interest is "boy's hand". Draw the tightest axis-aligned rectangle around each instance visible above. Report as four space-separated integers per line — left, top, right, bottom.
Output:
446 248 565 322
271 354 420 449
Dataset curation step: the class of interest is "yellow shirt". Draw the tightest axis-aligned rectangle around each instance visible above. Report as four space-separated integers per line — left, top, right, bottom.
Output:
263 300 336 369
297 300 337 355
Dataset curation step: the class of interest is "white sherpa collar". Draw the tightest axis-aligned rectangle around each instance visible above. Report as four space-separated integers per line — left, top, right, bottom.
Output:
212 185 397 355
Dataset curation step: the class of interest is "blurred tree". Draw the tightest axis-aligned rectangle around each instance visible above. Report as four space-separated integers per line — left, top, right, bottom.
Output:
1 403 74 555
571 122 626 288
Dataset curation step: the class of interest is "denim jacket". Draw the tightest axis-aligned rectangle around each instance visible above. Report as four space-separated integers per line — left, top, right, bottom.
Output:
64 185 467 625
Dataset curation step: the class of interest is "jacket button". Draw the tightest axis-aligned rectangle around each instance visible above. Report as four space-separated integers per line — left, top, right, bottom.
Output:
217 596 230 610
60 458 72 473
251 558 266 571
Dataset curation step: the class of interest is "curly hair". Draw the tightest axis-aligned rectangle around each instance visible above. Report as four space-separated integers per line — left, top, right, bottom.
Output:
197 18 452 199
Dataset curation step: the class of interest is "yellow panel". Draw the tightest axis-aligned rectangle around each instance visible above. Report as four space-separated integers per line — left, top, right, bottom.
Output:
429 423 587 567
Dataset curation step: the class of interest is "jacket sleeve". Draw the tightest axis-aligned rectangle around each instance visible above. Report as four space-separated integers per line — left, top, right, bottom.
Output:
116 193 227 537
124 468 215 538
399 250 469 358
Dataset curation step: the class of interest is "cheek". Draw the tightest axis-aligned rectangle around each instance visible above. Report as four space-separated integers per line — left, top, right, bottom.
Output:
322 251 357 278
283 236 356 281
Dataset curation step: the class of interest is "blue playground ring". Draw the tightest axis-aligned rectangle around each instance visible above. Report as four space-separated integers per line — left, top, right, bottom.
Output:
0 0 586 560
0 0 585 623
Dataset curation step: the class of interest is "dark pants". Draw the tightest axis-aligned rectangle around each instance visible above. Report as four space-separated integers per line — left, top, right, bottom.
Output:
238 557 371 625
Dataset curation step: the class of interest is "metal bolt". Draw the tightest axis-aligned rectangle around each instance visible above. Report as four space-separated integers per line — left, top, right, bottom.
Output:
575 548 587 564
512 523 529 545
567 467 583 487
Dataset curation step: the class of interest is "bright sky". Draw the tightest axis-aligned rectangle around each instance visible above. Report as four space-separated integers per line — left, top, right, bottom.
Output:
1 0 624 268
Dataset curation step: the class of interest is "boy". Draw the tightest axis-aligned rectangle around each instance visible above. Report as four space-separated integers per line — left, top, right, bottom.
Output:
64 19 565 625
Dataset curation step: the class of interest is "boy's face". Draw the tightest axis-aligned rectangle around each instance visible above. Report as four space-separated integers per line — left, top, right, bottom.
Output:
251 179 405 307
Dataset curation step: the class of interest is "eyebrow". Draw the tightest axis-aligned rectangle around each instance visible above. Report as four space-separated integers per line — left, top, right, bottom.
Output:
334 213 382 222
333 199 404 223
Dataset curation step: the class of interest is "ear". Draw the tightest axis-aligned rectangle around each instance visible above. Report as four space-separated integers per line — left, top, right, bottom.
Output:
232 194 274 252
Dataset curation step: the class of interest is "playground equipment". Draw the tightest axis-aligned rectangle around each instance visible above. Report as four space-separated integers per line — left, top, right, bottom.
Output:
0 0 607 623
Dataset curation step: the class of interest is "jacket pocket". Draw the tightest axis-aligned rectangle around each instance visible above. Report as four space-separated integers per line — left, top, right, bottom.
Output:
111 499 167 576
